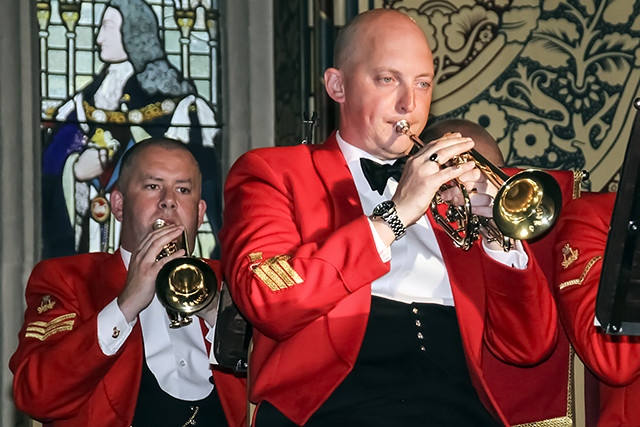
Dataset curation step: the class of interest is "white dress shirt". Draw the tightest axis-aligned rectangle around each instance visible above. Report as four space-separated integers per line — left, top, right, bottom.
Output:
336 132 528 306
96 248 214 401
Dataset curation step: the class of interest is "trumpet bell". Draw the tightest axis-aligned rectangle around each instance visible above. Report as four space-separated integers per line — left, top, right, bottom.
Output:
156 257 217 316
493 169 563 241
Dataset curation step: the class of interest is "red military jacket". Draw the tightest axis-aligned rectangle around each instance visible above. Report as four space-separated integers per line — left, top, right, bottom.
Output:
220 132 557 426
555 192 640 426
10 250 247 427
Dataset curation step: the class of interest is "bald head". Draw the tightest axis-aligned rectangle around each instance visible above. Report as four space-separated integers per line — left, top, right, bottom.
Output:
117 137 202 192
324 8 434 156
333 9 427 71
420 119 505 166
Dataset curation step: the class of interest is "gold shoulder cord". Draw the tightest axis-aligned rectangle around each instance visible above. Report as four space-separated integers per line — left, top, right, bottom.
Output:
559 256 602 290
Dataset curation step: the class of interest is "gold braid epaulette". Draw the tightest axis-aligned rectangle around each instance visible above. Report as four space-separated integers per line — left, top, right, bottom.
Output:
572 170 584 200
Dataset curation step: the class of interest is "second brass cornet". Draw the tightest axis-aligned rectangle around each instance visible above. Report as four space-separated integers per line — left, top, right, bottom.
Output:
395 120 562 251
153 219 217 328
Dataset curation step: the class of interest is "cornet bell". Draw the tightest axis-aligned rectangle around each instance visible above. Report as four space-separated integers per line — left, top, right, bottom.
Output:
153 218 217 328
156 257 217 315
493 169 563 241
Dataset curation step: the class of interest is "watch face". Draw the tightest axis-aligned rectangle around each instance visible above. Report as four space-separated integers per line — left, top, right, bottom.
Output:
373 200 394 216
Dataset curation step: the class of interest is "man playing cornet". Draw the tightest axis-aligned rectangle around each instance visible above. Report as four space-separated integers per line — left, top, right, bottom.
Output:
11 138 246 427
220 8 557 427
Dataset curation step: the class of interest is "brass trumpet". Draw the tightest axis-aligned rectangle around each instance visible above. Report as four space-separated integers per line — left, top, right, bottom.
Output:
395 120 562 251
153 219 217 328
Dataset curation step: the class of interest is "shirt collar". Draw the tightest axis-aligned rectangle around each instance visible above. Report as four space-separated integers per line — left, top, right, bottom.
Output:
119 247 131 270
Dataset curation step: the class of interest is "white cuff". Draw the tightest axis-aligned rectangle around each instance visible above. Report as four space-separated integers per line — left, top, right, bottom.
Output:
367 217 391 262
482 239 529 269
97 298 136 356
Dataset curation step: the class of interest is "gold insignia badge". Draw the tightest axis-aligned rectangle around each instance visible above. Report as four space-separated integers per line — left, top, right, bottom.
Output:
37 295 56 314
251 255 304 292
112 327 121 339
561 243 579 269
25 313 76 341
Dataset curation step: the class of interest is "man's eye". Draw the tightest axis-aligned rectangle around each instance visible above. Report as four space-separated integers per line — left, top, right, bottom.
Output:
146 184 159 190
178 187 191 194
380 77 394 84
418 81 431 89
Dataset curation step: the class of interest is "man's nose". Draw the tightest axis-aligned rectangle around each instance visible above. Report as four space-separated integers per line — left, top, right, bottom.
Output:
159 192 176 209
398 85 416 113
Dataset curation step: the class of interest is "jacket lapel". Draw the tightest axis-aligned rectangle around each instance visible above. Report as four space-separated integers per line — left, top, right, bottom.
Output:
312 132 364 228
92 250 128 310
429 212 485 359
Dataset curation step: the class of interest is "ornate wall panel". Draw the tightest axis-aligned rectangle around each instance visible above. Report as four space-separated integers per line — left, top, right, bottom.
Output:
387 0 640 192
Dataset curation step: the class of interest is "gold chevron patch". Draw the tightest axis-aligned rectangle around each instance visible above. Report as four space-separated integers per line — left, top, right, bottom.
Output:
252 255 304 291
25 313 77 341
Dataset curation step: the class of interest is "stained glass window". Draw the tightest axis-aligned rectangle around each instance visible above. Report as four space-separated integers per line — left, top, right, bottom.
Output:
37 0 223 259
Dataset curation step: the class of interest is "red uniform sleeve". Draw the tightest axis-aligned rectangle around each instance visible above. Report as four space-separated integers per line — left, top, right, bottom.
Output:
554 193 640 386
9 256 131 421
481 245 558 364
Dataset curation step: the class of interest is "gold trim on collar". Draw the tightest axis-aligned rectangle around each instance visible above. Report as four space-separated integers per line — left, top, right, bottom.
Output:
572 170 584 199
25 313 77 341
559 256 602 290
252 255 304 292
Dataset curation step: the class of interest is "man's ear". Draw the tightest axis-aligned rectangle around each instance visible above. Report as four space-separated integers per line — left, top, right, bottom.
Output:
324 67 346 104
197 199 207 229
111 189 124 222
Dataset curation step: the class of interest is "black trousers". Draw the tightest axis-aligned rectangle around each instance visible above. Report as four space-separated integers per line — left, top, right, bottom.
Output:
255 296 502 427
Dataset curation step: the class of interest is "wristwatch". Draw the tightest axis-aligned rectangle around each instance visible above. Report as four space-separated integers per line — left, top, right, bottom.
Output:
370 200 407 240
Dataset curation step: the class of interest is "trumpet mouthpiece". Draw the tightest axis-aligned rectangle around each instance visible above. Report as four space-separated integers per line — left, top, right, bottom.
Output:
153 218 166 230
395 120 410 135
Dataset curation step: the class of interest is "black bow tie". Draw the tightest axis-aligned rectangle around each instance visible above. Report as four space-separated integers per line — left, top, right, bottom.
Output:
360 156 408 195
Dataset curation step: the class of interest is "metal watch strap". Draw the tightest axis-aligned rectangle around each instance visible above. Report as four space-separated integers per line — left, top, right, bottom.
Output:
371 201 407 240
